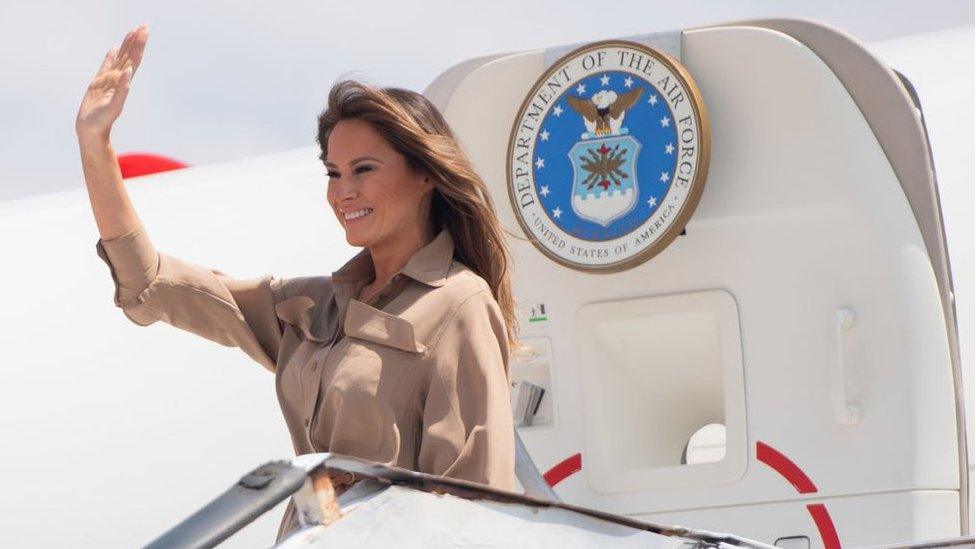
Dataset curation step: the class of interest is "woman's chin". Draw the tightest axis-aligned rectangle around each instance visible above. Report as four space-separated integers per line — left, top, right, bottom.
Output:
343 229 371 248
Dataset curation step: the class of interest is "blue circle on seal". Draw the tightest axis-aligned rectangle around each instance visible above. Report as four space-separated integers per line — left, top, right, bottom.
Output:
533 70 678 241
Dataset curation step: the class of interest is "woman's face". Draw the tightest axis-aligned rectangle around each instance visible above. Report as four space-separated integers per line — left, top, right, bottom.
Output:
325 118 434 250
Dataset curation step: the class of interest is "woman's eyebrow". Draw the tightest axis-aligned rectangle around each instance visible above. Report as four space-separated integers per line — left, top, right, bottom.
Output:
325 156 384 168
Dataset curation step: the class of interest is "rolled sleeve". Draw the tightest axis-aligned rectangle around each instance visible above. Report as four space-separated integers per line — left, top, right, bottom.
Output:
95 223 159 311
95 224 284 373
417 290 515 491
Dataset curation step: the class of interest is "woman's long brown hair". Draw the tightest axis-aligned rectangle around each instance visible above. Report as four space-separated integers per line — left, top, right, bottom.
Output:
316 79 518 350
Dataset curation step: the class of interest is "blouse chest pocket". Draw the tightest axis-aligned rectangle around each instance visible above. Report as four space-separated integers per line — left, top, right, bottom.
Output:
322 299 426 401
315 300 426 457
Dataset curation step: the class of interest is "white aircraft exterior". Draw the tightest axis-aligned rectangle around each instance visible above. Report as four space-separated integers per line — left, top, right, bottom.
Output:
0 18 971 548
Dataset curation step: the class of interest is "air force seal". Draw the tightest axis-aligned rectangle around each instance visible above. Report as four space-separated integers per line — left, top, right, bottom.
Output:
507 40 710 272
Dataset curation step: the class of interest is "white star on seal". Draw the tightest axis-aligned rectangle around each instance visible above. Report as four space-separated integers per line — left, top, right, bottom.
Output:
600 74 610 86
552 207 562 219
660 116 670 127
647 196 658 207
553 105 563 116
540 130 550 141
648 94 658 105
576 83 586 95
535 157 545 169
623 76 634 88
660 171 670 182
540 185 550 197
665 143 674 154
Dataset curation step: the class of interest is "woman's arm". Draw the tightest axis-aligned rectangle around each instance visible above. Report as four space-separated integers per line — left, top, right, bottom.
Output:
77 26 292 372
76 24 147 240
94 224 288 372
417 290 516 491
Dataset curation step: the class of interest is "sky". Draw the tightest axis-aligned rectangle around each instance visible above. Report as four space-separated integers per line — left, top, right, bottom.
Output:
0 0 973 201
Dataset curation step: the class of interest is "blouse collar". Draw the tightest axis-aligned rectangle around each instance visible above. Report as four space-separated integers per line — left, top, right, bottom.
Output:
331 229 455 289
274 230 455 344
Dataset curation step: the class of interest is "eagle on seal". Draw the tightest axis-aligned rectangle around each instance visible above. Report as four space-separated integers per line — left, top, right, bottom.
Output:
567 87 644 137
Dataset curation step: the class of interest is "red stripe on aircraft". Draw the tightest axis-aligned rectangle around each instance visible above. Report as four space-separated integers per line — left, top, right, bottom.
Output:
543 453 582 487
807 504 841 549
118 152 188 178
757 441 843 547
756 440 818 493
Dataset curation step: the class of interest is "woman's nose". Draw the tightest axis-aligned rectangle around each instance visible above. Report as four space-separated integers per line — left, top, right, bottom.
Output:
332 178 359 201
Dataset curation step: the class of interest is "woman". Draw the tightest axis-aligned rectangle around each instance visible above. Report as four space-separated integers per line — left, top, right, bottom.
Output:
76 25 518 541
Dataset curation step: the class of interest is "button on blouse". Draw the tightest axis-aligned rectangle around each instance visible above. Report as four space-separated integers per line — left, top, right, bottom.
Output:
95 224 515 540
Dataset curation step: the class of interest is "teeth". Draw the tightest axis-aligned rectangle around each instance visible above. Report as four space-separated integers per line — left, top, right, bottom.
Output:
344 208 373 220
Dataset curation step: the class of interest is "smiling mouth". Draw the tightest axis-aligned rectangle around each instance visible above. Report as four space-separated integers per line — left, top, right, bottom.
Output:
343 207 373 221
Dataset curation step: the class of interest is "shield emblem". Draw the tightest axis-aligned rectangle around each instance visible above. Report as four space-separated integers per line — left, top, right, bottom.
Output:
568 134 641 227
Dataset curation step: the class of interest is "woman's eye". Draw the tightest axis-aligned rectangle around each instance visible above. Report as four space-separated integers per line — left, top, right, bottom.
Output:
326 166 371 178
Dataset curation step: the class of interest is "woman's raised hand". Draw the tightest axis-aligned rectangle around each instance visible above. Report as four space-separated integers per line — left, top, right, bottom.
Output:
75 24 149 141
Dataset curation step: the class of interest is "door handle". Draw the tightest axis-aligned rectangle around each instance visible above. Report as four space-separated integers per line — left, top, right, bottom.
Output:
831 307 862 425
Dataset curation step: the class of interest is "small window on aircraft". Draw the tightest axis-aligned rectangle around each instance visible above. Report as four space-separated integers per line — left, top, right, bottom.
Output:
681 423 727 465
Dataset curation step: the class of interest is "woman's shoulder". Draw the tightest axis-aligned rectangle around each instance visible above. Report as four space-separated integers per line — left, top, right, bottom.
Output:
420 261 502 333
438 260 494 306
422 260 507 357
404 259 498 331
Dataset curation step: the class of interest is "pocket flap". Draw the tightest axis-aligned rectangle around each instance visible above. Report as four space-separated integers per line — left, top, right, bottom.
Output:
275 295 335 343
344 299 426 353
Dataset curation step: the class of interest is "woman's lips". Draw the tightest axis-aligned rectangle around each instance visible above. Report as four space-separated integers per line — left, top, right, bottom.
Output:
343 207 373 224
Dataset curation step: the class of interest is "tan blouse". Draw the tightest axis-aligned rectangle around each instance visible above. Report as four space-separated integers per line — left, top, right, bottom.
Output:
95 224 516 538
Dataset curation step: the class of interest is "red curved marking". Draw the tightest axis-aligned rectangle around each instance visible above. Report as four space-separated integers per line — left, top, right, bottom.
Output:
543 453 581 487
807 504 841 549
756 440 818 493
118 152 188 179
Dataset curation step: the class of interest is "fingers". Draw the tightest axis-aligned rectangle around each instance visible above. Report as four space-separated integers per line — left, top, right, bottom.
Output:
96 46 119 77
329 470 356 484
325 470 358 492
126 27 149 77
92 25 140 85
114 25 149 76
113 30 136 70
107 66 133 111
